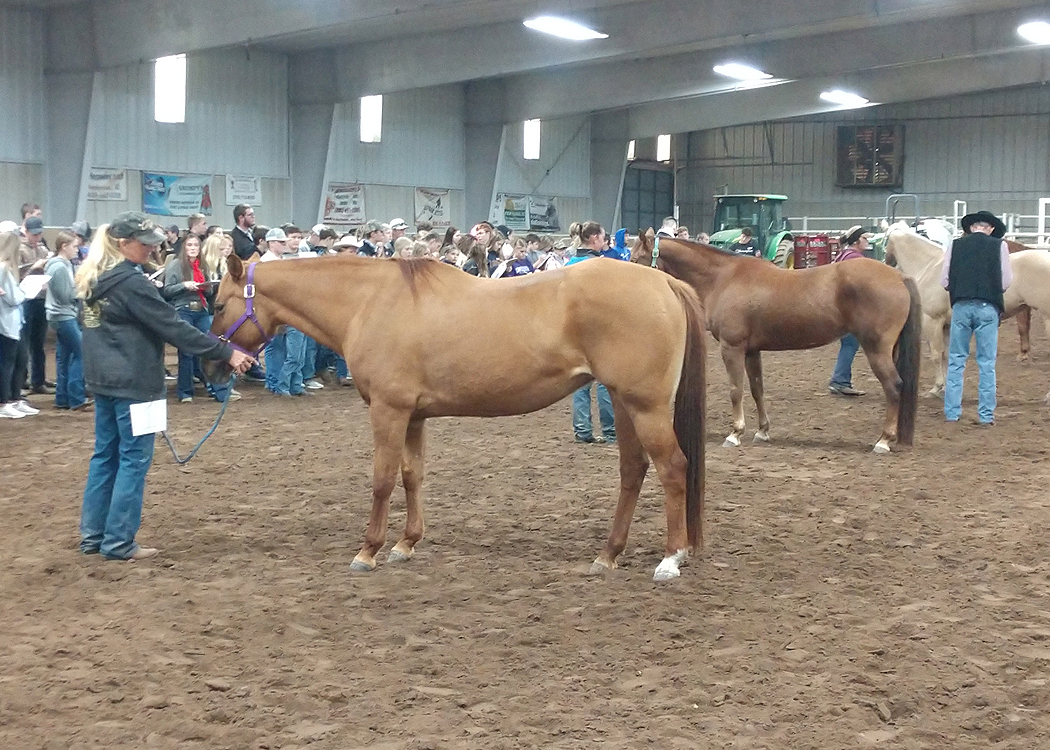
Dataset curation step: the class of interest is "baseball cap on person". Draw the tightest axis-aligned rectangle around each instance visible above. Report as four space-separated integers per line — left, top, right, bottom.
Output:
165 223 180 234
264 227 287 243
107 212 166 245
71 220 92 239
390 218 409 231
24 216 44 235
311 223 329 235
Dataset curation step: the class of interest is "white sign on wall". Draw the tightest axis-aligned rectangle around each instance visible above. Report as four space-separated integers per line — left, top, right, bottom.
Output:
226 175 263 205
490 193 529 231
323 183 366 225
414 187 451 228
86 168 127 201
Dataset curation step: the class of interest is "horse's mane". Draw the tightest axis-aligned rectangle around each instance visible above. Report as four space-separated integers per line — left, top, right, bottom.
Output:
394 256 443 296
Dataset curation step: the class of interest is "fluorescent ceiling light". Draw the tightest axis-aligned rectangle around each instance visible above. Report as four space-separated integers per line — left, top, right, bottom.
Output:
820 89 869 108
1018 21 1050 44
713 63 772 81
523 16 608 40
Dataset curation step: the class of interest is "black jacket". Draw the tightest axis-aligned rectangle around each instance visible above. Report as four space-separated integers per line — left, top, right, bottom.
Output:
947 232 1005 312
82 261 232 401
231 225 257 261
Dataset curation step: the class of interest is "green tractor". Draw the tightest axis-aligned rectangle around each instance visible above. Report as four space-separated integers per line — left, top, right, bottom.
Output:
708 194 795 268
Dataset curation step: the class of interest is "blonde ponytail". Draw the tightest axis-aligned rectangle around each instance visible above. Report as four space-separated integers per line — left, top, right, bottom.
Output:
75 224 124 299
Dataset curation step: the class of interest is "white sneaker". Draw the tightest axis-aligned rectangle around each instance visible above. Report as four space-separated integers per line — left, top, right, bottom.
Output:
0 403 26 419
304 379 325 390
14 400 40 415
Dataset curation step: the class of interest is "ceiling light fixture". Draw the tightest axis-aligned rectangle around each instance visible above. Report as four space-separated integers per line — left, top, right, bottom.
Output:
713 63 772 81
523 16 608 40
820 89 870 108
1018 21 1050 44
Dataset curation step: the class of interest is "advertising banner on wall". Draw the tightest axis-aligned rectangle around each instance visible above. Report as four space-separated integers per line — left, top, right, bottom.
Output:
528 196 560 232
323 183 366 225
414 187 451 228
142 173 213 216
225 175 263 205
86 168 127 201
490 193 530 231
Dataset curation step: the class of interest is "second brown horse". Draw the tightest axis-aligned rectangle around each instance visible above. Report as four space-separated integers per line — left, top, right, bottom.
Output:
633 231 921 453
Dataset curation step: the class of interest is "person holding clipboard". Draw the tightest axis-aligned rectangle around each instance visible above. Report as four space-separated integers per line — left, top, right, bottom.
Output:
162 233 236 404
76 213 253 561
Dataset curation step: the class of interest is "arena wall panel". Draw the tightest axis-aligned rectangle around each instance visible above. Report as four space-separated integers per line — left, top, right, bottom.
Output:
0 7 45 165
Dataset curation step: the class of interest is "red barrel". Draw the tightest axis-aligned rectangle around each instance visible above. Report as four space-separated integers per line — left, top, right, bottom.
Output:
793 236 810 268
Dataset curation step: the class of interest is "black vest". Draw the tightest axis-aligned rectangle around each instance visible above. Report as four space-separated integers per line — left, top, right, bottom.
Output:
947 232 1004 312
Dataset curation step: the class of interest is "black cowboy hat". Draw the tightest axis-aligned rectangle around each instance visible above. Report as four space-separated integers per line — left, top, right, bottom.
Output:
960 211 1006 238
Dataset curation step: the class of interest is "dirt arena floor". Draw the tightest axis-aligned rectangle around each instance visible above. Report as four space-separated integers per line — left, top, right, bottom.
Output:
3 316 1050 750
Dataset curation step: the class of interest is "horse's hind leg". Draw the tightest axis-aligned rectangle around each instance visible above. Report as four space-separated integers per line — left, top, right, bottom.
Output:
745 351 771 442
865 344 901 454
389 417 426 564
721 344 747 447
591 397 649 575
351 402 412 572
1017 306 1031 361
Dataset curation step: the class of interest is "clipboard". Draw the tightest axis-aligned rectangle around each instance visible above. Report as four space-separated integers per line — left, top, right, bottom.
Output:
129 399 167 436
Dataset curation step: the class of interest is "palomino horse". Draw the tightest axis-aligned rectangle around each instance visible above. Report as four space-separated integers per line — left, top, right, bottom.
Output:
206 254 707 581
884 228 1034 395
632 231 921 454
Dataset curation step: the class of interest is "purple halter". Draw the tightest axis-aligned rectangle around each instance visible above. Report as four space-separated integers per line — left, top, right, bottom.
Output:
210 262 272 357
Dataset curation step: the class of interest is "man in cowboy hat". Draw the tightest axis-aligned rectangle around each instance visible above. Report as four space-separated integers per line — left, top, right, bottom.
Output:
940 210 1012 425
827 225 872 397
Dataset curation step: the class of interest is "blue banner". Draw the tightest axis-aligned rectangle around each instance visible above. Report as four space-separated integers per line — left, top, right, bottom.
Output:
142 172 213 217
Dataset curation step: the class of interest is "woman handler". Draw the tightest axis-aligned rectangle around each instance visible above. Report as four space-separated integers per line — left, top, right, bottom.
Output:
76 212 253 561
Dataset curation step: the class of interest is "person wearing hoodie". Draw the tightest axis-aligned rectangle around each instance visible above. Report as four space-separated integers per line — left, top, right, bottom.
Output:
45 231 90 411
0 231 34 419
564 221 616 444
601 228 631 262
76 212 253 561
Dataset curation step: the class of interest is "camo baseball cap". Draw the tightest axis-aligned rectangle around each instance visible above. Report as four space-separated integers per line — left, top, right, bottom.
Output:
108 212 166 245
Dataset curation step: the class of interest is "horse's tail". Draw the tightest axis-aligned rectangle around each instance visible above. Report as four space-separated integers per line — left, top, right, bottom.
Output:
670 281 706 553
895 276 922 446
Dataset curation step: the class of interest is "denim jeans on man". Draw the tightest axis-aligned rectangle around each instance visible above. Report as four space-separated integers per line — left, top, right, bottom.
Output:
301 336 318 381
277 327 307 395
573 382 615 441
80 395 157 559
829 333 861 388
264 330 286 392
21 297 48 387
944 299 999 424
175 307 230 401
315 343 349 379
51 318 86 408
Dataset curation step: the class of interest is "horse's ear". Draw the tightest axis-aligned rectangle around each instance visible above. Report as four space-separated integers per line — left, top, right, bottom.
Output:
227 254 245 281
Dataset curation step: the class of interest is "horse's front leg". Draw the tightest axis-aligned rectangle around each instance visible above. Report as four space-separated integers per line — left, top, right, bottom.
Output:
591 396 649 575
351 402 411 572
720 344 747 447
389 417 426 564
744 350 771 442
922 315 946 397
1017 306 1032 361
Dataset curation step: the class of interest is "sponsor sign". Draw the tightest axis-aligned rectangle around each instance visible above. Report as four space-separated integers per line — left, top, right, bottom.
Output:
142 172 213 216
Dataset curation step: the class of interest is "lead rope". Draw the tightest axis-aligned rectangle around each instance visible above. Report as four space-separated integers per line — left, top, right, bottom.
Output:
159 374 236 465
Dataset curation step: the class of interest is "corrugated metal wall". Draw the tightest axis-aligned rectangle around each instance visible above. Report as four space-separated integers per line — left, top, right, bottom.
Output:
91 49 289 178
0 7 45 219
678 84 1050 235
327 85 466 189
498 116 591 198
0 7 45 164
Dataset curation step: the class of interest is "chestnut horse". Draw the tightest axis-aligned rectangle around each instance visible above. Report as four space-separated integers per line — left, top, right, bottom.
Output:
632 231 921 454
206 254 707 581
884 228 1034 396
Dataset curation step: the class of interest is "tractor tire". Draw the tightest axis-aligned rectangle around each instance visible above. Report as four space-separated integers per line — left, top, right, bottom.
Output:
774 238 794 269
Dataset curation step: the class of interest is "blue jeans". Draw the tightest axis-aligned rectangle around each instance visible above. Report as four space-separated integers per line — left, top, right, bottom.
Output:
301 337 318 380
176 307 229 402
264 330 286 392
829 333 861 388
572 382 615 440
51 318 86 408
315 344 348 379
945 300 999 423
277 327 307 395
80 395 157 559
21 297 47 387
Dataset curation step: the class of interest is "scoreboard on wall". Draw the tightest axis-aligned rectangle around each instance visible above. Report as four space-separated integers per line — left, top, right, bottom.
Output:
835 124 904 188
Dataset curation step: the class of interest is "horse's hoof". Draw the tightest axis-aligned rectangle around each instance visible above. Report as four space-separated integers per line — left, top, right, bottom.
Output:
753 431 771 443
588 560 611 576
387 549 411 564
349 560 375 573
653 550 686 581
872 442 891 455
652 566 681 582
722 435 741 448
